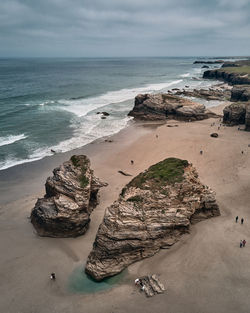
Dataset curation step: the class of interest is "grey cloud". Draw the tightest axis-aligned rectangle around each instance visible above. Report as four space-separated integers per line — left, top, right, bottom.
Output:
0 0 249 57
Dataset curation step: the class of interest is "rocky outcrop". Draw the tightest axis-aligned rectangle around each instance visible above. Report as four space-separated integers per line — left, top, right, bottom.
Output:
230 85 250 101
31 155 107 237
203 70 250 85
128 94 218 121
193 60 224 64
245 105 250 131
85 158 219 280
223 103 246 125
174 87 231 101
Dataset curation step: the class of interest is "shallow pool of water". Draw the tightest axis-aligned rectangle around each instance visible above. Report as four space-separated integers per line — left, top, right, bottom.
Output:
68 266 127 294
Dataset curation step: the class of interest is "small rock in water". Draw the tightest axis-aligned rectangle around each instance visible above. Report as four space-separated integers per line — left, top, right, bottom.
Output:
102 112 110 116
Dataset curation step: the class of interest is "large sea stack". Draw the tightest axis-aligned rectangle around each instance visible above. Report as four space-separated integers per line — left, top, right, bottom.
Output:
128 93 218 121
85 158 220 280
31 155 107 237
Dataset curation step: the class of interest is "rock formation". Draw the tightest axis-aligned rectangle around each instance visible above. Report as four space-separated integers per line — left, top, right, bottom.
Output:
31 155 107 237
85 158 220 280
203 60 250 85
174 87 231 101
223 102 247 125
193 60 224 64
230 85 250 102
204 69 250 85
128 94 218 121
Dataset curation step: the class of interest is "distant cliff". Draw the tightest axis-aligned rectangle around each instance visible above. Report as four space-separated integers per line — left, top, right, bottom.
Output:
203 60 250 85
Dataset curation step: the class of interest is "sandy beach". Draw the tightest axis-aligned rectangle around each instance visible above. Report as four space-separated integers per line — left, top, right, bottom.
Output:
1 102 250 313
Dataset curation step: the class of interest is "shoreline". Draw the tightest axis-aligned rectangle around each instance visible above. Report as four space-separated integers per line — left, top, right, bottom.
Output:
2 100 250 313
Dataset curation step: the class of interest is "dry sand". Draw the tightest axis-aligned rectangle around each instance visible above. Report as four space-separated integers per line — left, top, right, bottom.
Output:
1 103 250 313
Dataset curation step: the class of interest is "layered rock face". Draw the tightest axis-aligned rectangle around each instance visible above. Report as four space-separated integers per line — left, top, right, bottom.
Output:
128 94 217 121
203 69 250 85
31 155 106 237
85 158 219 281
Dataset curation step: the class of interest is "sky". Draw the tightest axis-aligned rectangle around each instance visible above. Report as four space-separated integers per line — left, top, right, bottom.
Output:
0 0 249 57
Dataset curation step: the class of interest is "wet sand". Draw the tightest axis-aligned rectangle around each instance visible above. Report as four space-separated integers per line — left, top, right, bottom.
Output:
1 103 250 313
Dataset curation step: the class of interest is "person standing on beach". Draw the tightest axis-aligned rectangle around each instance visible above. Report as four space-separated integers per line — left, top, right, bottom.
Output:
236 216 238 223
241 218 244 225
240 240 243 248
243 239 246 247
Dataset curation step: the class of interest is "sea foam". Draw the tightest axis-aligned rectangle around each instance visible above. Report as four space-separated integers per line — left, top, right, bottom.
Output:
59 80 183 117
0 134 27 147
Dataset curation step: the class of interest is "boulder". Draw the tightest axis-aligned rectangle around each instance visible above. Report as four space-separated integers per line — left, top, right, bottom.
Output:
31 155 107 237
210 133 219 138
128 94 218 121
223 103 246 125
85 158 219 280
230 85 250 101
202 65 209 69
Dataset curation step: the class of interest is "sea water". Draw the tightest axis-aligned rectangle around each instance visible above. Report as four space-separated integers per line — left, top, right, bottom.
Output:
0 57 221 170
68 266 127 294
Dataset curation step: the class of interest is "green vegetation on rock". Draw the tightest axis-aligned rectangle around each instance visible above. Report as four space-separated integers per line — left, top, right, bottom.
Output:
71 155 80 167
70 155 90 188
221 66 250 75
80 175 89 188
128 158 189 190
126 195 143 202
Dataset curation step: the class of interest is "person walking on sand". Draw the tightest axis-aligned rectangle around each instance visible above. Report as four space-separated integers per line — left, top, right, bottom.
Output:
241 218 244 225
236 216 238 223
50 273 56 280
243 239 246 247
240 240 243 248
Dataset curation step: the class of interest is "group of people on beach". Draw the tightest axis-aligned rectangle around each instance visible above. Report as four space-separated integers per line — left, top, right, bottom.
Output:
235 216 246 248
235 216 244 224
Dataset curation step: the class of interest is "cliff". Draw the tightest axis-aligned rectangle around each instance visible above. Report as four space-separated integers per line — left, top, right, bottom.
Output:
85 158 219 280
203 60 250 85
128 94 218 121
30 155 107 237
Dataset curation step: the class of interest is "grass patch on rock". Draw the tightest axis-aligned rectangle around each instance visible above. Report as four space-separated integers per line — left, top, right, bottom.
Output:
126 195 143 202
127 158 188 190
221 66 250 75
71 155 80 167
80 175 89 188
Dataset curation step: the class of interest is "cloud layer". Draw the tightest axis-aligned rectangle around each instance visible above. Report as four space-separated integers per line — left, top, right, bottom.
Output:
0 0 249 57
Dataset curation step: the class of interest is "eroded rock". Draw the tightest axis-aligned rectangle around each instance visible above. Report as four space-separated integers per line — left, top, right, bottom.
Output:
223 102 246 125
85 158 219 280
31 155 107 237
128 94 218 121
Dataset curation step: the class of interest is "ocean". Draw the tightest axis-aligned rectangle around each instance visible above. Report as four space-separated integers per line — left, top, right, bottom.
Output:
0 57 221 171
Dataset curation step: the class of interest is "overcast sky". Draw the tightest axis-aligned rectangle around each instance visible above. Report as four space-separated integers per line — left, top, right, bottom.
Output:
0 0 249 57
